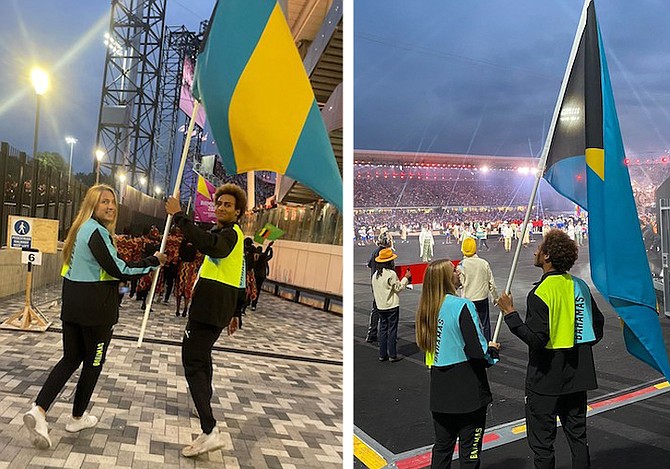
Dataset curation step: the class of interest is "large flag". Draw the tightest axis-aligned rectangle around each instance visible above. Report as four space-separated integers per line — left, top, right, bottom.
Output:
543 0 670 379
192 0 342 211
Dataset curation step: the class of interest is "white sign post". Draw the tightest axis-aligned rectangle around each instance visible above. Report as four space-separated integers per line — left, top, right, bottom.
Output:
1 216 58 332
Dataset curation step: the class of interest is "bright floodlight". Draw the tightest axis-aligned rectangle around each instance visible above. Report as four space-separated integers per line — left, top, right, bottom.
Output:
154 186 162 195
139 176 147 186
518 167 530 175
95 149 105 161
480 166 489 173
65 136 77 145
117 172 127 183
30 67 49 95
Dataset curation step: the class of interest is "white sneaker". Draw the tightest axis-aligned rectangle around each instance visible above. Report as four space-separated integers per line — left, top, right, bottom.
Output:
23 404 51 449
65 412 98 433
182 427 225 457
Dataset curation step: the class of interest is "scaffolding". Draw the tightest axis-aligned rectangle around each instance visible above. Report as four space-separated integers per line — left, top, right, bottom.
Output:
95 0 166 193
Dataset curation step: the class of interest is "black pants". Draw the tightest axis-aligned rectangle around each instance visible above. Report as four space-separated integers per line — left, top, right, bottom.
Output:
431 406 487 468
472 299 491 342
182 319 224 434
365 299 379 341
251 275 266 308
525 390 590 469
36 322 113 417
163 264 177 301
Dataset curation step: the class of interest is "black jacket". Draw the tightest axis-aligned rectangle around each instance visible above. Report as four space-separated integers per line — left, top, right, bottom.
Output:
430 305 497 413
173 212 244 328
504 271 605 395
61 223 159 327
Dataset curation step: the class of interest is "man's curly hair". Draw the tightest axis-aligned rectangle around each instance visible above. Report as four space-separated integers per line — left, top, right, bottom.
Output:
541 229 578 272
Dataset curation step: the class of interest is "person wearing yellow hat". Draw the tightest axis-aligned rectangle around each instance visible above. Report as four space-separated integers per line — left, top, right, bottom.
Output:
371 248 411 362
457 237 498 341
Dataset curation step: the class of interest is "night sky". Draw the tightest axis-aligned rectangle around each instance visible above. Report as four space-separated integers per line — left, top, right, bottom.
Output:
354 0 670 161
0 0 216 175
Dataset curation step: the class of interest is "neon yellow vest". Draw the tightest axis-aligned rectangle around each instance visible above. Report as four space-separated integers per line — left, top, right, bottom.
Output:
535 273 595 349
197 224 245 288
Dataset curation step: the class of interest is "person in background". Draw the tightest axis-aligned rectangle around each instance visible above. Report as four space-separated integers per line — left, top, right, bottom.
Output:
371 248 411 362
161 225 182 304
497 229 604 469
23 184 165 449
457 237 499 342
165 183 247 458
365 232 393 343
250 241 274 311
174 237 202 317
415 259 500 469
419 225 435 262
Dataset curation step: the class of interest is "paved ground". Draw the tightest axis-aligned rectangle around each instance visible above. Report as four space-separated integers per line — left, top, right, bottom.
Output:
354 233 670 468
0 285 343 468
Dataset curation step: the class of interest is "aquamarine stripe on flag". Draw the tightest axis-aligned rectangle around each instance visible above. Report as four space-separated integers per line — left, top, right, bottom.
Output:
588 25 670 378
285 102 342 210
192 0 276 174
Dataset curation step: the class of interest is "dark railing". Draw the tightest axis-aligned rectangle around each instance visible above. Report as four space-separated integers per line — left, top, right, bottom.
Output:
0 141 88 245
1 141 343 248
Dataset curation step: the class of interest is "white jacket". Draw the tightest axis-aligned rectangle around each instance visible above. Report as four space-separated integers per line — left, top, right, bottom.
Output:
371 268 408 310
457 254 498 302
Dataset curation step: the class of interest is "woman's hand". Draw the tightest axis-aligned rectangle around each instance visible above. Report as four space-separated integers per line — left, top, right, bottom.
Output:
153 251 167 266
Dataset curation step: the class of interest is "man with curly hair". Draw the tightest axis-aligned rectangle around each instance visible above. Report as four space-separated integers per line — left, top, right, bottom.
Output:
496 229 605 469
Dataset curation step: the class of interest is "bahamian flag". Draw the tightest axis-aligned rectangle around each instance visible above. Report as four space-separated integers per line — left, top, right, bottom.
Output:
192 0 342 211
544 0 670 380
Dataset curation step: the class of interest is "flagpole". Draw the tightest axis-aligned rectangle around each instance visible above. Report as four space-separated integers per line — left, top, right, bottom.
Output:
492 0 591 343
137 100 201 346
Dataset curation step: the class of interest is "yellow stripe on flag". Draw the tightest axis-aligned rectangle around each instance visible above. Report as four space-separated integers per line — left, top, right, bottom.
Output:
197 175 210 197
586 148 604 180
353 435 386 469
229 3 313 174
511 424 526 435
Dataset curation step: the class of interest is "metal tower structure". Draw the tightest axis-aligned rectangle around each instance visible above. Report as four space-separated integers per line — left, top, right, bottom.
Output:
95 0 166 192
155 25 200 196
153 23 209 203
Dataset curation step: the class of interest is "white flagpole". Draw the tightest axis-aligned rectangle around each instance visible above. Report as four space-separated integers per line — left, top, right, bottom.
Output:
492 0 591 343
137 100 201 346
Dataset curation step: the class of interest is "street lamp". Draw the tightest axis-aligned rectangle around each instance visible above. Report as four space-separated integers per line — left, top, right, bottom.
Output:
65 136 77 187
95 149 105 184
30 67 49 159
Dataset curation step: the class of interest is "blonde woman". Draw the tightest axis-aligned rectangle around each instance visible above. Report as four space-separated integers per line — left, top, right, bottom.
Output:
23 184 166 449
415 259 500 469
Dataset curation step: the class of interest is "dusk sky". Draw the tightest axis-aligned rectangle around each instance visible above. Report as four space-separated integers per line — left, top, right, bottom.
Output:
0 0 216 175
354 0 670 161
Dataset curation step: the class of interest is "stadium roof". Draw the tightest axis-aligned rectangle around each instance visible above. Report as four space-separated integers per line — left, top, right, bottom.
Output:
354 149 539 170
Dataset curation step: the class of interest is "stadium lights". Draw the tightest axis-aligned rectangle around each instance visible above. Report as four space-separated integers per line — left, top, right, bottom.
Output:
481 166 489 173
